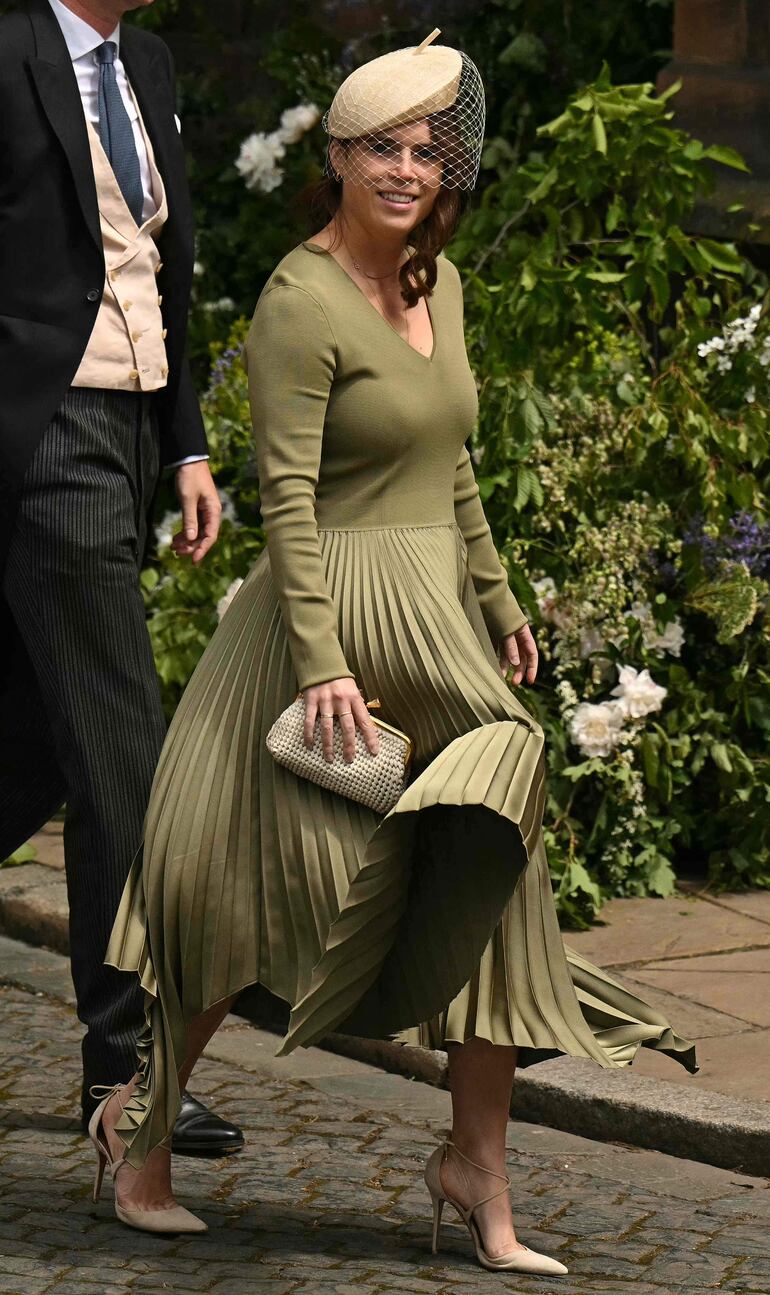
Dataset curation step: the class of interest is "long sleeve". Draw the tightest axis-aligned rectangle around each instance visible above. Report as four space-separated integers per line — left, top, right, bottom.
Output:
454 447 529 642
244 285 354 691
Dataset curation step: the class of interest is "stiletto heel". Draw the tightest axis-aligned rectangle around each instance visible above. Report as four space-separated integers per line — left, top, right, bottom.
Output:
424 1140 568 1276
430 1191 444 1253
88 1084 207 1234
93 1148 107 1202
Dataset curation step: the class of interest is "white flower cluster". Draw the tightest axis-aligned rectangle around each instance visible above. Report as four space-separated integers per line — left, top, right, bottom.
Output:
202 297 236 314
568 665 667 758
534 579 684 660
697 303 768 375
235 103 321 194
217 577 244 621
628 600 685 658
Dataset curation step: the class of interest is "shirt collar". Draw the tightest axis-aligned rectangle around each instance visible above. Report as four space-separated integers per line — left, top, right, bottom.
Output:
48 0 120 61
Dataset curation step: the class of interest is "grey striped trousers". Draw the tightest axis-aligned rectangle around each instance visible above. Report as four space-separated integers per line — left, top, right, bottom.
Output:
1 389 166 1108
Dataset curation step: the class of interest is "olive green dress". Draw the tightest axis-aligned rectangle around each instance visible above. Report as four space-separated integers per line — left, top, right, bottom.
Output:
107 243 697 1166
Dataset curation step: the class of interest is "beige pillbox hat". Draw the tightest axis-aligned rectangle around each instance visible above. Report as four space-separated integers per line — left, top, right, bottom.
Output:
323 30 485 191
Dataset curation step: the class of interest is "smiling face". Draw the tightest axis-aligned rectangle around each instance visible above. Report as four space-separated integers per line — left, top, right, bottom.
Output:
331 119 442 239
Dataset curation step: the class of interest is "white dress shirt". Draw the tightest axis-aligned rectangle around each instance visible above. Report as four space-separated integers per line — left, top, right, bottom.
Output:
48 0 206 468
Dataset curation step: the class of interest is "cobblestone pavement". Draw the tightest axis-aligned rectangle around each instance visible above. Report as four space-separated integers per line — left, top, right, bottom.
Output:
1 939 769 1295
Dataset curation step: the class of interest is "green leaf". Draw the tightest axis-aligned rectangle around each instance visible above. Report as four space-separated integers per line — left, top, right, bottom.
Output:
591 113 608 155
703 143 750 173
514 463 540 508
559 859 602 905
584 270 627 283
686 569 766 642
695 239 744 274
642 732 659 787
536 110 570 138
527 168 558 203
520 263 538 291
644 855 677 897
657 78 682 104
710 743 733 773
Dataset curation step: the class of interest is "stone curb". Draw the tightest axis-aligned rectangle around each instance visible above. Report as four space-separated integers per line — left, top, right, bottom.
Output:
2 863 769 1177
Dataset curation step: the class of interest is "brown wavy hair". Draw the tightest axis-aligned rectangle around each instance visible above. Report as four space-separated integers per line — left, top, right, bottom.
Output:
303 175 468 308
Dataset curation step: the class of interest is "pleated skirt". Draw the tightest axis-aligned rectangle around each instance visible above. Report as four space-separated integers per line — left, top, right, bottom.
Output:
107 523 697 1166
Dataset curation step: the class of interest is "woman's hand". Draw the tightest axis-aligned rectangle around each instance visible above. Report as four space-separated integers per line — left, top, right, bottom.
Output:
303 678 380 764
499 624 538 687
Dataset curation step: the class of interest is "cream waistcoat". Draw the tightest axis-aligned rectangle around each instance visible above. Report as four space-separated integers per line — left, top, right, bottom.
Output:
73 95 169 392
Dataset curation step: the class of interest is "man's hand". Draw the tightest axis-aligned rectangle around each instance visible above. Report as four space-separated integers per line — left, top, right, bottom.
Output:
172 461 221 563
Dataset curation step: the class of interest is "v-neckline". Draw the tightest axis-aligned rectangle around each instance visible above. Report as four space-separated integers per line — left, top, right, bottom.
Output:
302 241 437 363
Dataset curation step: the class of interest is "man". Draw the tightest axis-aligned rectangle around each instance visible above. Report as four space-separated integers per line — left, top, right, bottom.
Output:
0 0 244 1154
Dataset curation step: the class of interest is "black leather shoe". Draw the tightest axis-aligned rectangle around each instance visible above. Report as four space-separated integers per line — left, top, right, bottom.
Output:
81 1087 244 1156
171 1091 244 1156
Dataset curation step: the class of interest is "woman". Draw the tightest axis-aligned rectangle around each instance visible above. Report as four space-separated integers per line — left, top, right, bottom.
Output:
91 35 697 1274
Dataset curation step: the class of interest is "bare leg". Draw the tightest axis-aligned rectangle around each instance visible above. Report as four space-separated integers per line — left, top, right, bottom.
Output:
443 1037 525 1260
99 993 239 1210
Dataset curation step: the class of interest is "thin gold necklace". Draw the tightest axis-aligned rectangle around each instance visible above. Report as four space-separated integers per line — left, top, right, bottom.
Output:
343 239 410 345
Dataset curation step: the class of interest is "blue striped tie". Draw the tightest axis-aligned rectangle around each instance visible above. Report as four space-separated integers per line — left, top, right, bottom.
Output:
96 41 144 226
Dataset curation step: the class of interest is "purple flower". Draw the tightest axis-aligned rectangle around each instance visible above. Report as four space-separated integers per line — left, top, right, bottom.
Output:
209 346 241 390
683 511 770 577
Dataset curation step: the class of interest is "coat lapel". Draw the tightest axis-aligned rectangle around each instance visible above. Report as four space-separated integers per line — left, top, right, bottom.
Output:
121 29 192 252
26 0 101 253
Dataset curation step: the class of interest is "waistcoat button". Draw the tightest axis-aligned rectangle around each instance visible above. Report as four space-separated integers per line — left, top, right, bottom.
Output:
86 288 101 303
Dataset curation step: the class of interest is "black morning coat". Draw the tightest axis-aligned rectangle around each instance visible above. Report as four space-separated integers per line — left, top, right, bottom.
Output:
0 0 209 563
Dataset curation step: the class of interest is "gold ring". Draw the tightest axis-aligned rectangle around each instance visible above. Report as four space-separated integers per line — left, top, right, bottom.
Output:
319 712 335 718
337 710 352 716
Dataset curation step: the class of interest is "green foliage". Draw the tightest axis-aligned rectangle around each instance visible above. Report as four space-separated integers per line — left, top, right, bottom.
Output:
444 71 769 918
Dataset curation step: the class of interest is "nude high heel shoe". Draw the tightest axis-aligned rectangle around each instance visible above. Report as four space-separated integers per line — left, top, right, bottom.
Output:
424 1139 568 1276
88 1085 207 1234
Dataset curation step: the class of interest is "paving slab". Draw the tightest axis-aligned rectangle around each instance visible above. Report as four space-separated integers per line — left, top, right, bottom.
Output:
0 865 69 955
623 1027 770 1102
565 891 770 967
695 890 770 928
608 968 755 1039
647 948 770 972
631 959 770 1027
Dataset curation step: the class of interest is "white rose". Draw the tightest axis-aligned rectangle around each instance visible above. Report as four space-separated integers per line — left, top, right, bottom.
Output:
569 700 626 758
278 103 321 145
235 131 286 193
216 577 244 621
644 618 685 658
611 664 667 718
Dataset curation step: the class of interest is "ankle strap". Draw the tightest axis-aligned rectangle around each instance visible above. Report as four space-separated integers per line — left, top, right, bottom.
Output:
444 1140 510 1184
443 1139 512 1213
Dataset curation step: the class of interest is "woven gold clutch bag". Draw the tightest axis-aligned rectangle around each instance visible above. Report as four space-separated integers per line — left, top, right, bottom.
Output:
266 697 413 815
